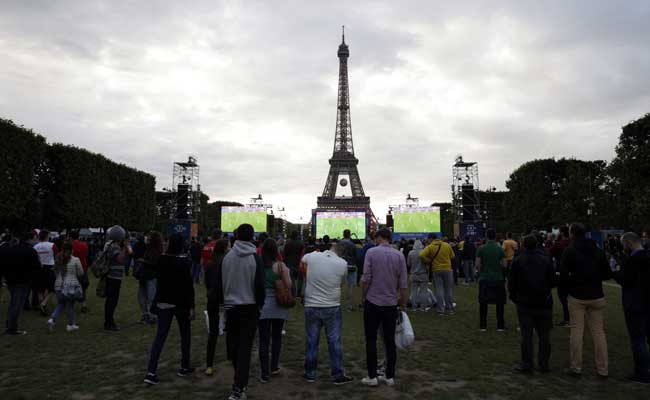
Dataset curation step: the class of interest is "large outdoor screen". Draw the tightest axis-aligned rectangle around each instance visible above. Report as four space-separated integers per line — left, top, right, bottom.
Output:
393 207 441 233
221 207 267 233
316 211 366 240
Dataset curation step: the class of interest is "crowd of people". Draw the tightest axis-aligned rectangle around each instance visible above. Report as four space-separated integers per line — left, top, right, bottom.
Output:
1 222 649 399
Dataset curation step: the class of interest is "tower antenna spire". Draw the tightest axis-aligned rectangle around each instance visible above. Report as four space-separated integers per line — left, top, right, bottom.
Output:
342 25 345 43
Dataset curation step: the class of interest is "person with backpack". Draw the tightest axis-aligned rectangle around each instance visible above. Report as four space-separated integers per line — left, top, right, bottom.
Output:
508 235 556 374
560 223 611 378
103 225 131 331
204 239 230 376
47 240 84 332
143 233 196 385
257 238 293 383
137 231 162 324
220 223 265 400
612 232 650 385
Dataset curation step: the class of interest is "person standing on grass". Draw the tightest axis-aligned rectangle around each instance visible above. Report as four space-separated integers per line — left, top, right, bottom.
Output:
408 240 434 311
204 238 230 377
612 232 650 385
283 230 305 298
138 231 162 324
190 237 203 284
508 235 556 374
221 223 265 400
70 231 90 313
103 225 130 331
361 228 408 387
462 236 477 284
550 226 572 327
257 238 292 383
47 241 84 332
476 228 508 332
202 229 223 270
144 233 195 386
3 232 41 335
301 242 354 385
559 223 611 379
502 232 519 276
33 230 57 316
420 233 456 315
339 229 359 312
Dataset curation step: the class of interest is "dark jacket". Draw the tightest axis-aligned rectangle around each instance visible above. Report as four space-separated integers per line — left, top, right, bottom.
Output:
508 248 556 308
2 242 41 285
560 239 611 300
462 241 477 260
283 239 304 269
154 254 195 309
205 254 224 310
612 249 650 312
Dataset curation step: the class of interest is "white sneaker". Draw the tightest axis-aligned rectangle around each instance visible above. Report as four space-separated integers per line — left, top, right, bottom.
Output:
378 376 395 386
361 377 378 387
47 319 55 331
66 325 79 332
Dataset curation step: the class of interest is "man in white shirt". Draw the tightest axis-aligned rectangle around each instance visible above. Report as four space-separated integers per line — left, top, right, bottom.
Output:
301 242 354 385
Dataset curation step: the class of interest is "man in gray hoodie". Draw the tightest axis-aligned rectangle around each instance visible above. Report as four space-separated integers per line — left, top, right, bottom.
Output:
220 223 265 400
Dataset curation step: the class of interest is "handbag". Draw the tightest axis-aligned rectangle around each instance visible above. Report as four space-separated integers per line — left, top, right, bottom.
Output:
395 311 415 349
62 282 84 301
273 263 296 308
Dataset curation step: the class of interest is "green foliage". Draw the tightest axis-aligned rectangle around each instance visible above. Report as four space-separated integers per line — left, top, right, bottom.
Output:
609 113 650 231
0 119 155 231
504 158 607 232
0 119 47 228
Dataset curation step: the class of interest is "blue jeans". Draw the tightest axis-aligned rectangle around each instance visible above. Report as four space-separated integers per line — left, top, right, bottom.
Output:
433 270 455 313
138 279 157 318
304 306 344 379
7 285 29 332
147 307 191 373
192 262 202 283
51 293 76 325
463 260 475 282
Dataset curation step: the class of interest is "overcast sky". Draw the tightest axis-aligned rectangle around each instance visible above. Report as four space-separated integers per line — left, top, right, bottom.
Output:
2 1 649 223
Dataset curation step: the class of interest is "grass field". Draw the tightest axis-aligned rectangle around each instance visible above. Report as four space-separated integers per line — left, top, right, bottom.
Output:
0 278 647 400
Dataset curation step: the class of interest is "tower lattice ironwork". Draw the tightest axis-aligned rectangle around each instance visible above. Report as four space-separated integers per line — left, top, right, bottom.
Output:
317 27 370 209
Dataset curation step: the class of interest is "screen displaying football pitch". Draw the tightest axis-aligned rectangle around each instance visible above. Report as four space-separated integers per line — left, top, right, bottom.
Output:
221 207 267 233
393 207 441 233
316 211 366 240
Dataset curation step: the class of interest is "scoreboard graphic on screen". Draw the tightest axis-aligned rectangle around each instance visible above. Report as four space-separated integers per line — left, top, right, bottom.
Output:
393 207 441 233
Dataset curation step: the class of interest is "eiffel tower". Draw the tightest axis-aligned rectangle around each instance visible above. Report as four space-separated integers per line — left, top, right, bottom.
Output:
317 27 370 209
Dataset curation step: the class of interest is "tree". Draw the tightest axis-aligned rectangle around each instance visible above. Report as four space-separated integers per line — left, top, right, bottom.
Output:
0 119 46 230
609 113 650 231
504 158 608 232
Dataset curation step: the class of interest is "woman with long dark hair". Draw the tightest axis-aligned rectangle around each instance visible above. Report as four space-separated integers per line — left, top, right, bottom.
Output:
47 240 84 332
137 231 163 324
144 233 195 385
204 238 230 376
258 238 292 383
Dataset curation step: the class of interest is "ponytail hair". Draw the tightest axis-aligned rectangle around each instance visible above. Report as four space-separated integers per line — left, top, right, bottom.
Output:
55 240 74 275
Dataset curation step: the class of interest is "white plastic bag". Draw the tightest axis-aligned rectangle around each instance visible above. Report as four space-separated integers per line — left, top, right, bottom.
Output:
395 311 415 349
204 309 226 336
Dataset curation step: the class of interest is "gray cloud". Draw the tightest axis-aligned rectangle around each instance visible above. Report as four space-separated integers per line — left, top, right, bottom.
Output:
1 0 649 222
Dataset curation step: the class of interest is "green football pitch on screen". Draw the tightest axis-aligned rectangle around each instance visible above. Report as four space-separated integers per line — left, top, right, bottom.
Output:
221 207 267 232
394 208 441 233
316 212 366 239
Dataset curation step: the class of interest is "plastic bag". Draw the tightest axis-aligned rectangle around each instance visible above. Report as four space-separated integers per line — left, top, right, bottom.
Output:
204 309 226 336
395 311 415 349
